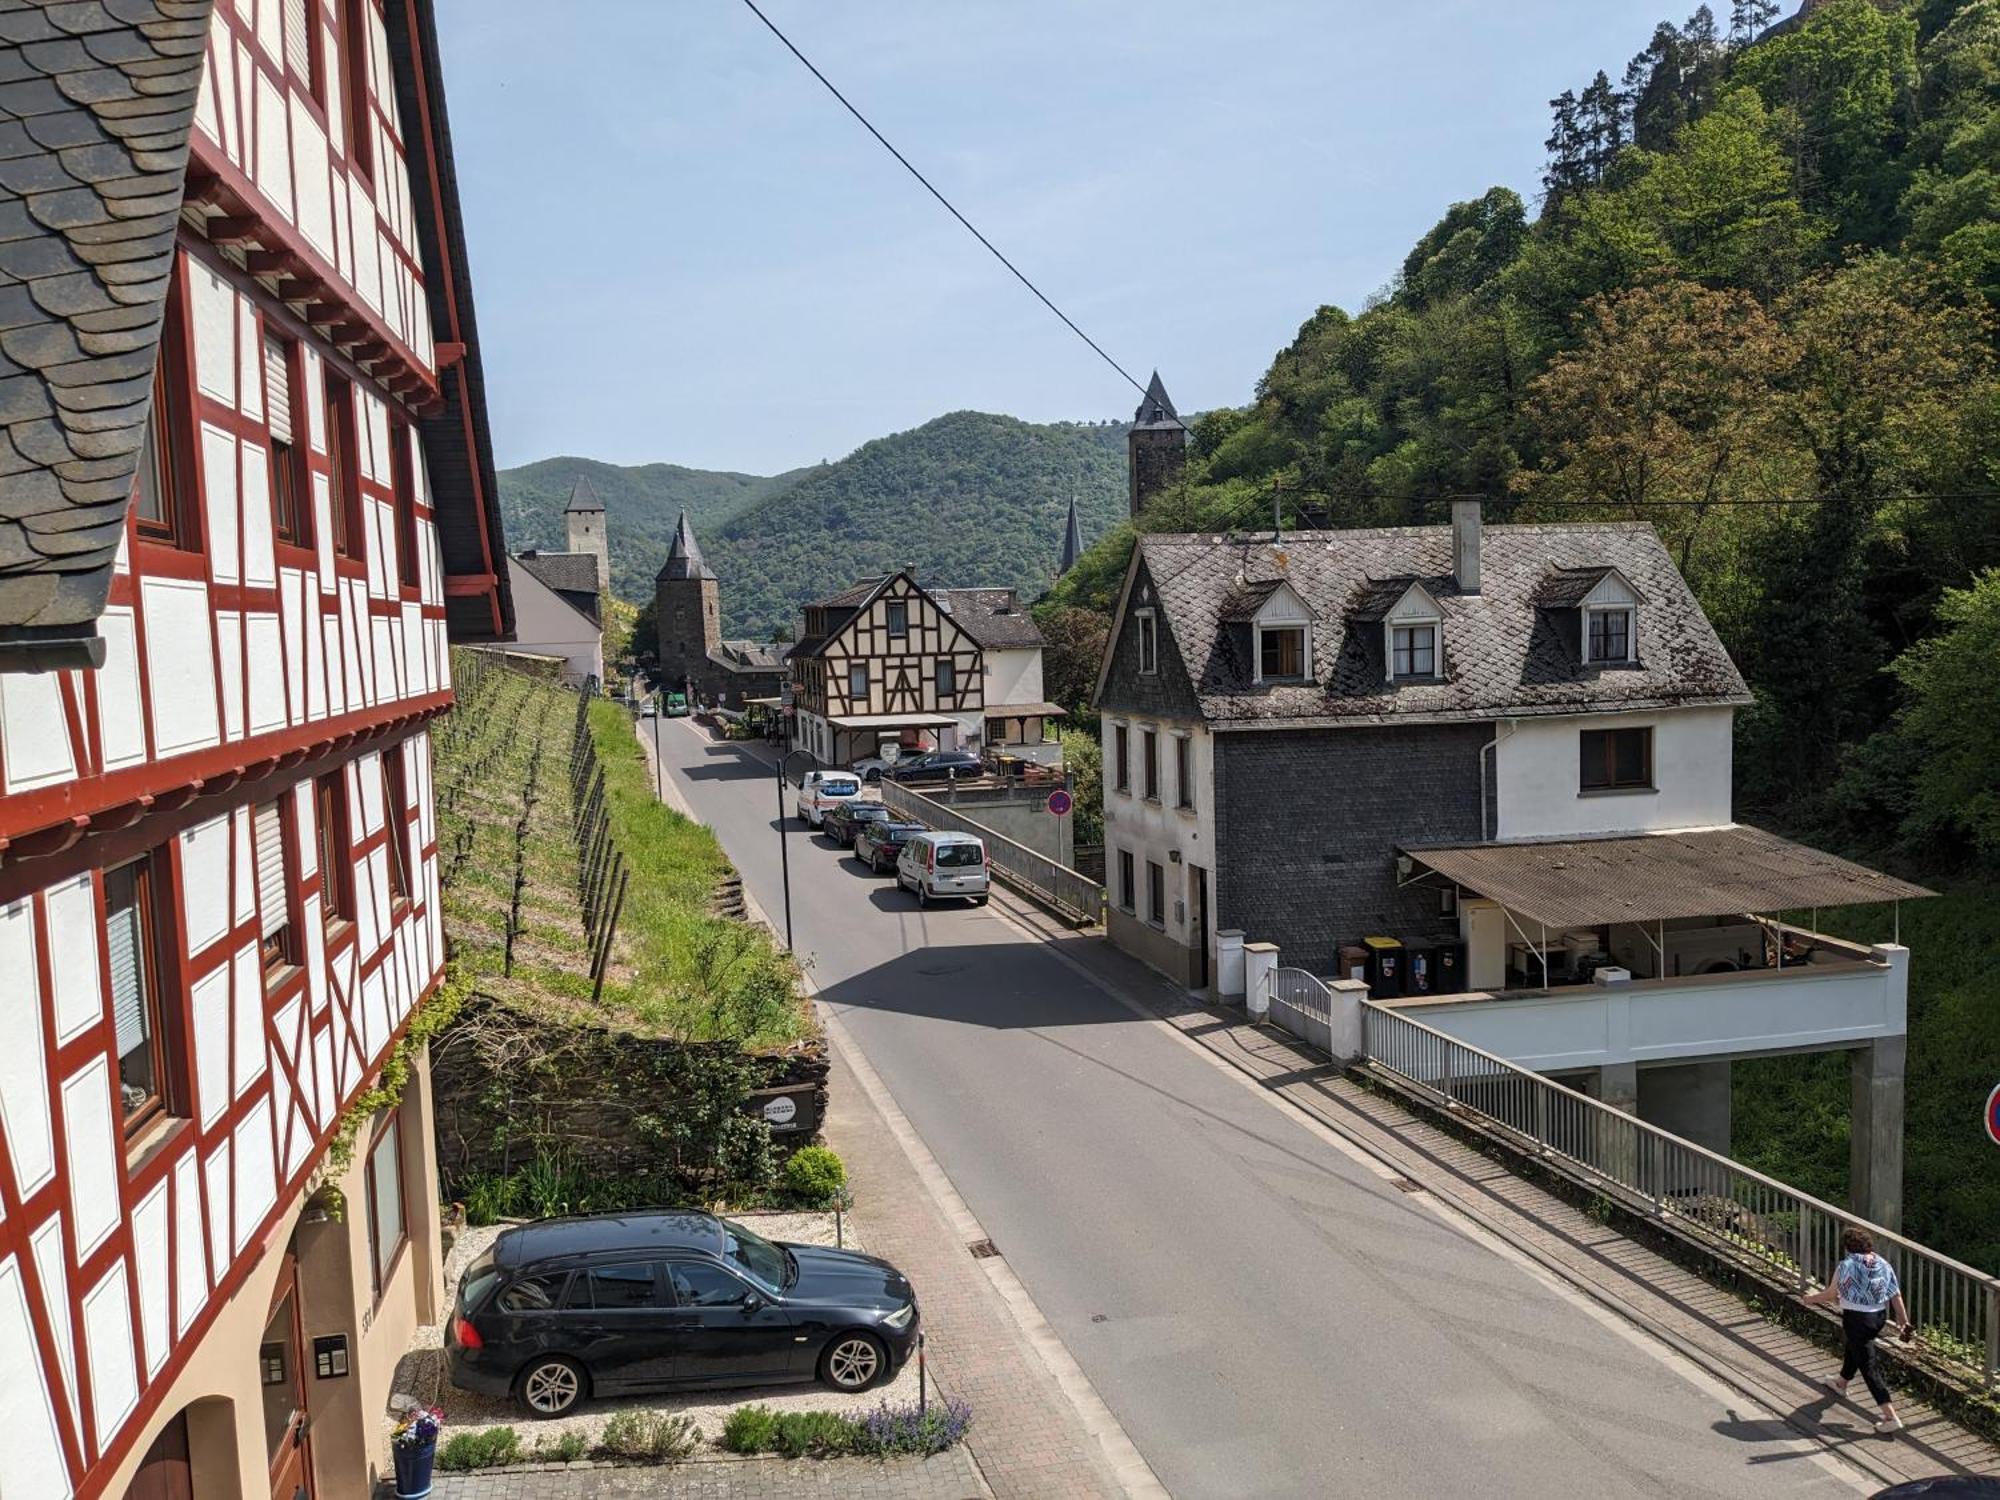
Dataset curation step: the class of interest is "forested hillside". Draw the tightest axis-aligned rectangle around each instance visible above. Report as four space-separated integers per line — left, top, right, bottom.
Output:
701 411 1129 639
1042 0 2000 1269
497 456 808 603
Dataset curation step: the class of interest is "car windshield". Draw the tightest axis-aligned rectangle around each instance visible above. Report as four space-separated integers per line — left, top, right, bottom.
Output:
937 842 984 867
853 804 890 820
460 1251 502 1314
720 1218 792 1293
820 778 859 796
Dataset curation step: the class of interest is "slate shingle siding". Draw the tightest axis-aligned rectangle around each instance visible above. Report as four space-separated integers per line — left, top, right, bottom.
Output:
1097 559 1202 721
1213 722 1489 976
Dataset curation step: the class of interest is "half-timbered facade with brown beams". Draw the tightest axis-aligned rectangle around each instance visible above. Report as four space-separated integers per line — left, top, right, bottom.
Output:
785 572 986 768
0 3 510 1497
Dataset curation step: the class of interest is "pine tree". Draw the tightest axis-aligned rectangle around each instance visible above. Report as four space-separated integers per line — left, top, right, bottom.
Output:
1729 0 1779 49
1578 71 1627 182
1543 88 1587 200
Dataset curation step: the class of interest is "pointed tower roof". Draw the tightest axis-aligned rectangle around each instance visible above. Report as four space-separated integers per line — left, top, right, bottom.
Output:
1131 370 1184 431
564 474 605 514
1059 494 1084 575
657 510 716 582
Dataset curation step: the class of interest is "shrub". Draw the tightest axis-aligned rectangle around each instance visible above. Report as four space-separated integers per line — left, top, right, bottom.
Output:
720 1404 779 1454
770 1409 861 1458
459 1171 517 1227
533 1430 588 1463
437 1426 522 1471
599 1409 699 1465
858 1397 973 1457
783 1145 847 1206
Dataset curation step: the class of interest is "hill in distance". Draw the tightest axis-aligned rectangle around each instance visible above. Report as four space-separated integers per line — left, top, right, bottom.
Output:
496 455 810 604
499 412 1134 639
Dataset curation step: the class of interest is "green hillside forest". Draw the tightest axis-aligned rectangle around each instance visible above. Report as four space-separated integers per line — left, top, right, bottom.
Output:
702 412 1128 639
1041 0 2000 1270
497 455 808 603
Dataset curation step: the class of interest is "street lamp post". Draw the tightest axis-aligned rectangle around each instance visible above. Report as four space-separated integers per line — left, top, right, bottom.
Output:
775 746 820 953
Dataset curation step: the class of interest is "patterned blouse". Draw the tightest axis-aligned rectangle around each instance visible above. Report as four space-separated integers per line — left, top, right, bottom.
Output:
1835 1252 1901 1313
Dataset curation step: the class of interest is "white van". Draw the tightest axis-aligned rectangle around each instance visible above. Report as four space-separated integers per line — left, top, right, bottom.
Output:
797 770 862 829
895 831 990 907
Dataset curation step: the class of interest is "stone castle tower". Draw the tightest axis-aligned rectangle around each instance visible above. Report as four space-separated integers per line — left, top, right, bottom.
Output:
654 510 720 694
564 474 608 587
1128 370 1187 516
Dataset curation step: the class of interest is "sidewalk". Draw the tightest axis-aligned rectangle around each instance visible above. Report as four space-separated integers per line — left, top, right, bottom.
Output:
424 1454 982 1499
996 889 2000 1493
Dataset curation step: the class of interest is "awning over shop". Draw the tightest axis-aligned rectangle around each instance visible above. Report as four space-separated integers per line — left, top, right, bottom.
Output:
829 712 960 730
1402 825 1933 930
982 701 1069 717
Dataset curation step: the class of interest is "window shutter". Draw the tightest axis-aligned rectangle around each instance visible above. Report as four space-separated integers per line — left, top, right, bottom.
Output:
255 801 288 939
106 883 146 1059
264 336 293 444
284 0 310 82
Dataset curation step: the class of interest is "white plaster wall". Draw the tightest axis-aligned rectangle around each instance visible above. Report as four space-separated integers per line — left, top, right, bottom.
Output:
981 647 1044 708
1493 706 1735 840
1100 713 1216 957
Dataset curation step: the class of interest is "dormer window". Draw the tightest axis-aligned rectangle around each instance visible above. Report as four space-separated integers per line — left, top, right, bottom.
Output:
1136 609 1158 675
1259 627 1306 680
1587 606 1633 663
1391 624 1437 679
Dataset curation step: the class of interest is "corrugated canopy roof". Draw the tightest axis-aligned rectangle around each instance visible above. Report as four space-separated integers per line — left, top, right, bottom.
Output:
1403 826 1933 930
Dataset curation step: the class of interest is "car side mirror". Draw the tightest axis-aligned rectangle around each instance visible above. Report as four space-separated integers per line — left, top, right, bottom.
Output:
741 1290 764 1313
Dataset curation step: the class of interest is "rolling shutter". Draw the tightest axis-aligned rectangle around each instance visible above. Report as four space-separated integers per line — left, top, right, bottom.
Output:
264 336 293 445
255 801 289 939
105 868 147 1060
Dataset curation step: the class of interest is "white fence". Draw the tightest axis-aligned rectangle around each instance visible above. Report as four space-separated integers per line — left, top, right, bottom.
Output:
1362 1001 2000 1392
877 780 1103 924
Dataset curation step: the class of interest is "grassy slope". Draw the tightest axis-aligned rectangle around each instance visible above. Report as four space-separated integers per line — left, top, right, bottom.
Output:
1732 887 2000 1273
497 456 807 604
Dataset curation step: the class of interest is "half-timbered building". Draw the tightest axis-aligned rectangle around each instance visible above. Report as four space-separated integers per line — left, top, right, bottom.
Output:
784 573 1060 769
0 2 510 1496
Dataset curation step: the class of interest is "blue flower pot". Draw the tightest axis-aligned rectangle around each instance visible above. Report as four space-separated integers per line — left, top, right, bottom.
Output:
393 1438 436 1499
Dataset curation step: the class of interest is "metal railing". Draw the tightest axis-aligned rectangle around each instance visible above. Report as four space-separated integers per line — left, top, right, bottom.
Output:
1361 1002 2000 1391
877 781 1104 925
1268 967 1335 1053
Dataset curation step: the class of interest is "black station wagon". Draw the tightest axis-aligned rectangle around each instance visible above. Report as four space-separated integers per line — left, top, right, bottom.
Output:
446 1211 919 1415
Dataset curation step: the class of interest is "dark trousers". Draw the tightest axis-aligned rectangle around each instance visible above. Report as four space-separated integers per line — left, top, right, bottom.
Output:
1841 1308 1892 1404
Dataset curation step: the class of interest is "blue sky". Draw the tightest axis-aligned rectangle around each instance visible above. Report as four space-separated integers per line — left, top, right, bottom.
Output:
434 1 1677 475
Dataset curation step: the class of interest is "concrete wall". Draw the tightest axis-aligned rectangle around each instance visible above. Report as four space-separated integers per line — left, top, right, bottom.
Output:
504 559 601 685
932 785 1075 865
1493 706 1734 839
1212 722 1488 976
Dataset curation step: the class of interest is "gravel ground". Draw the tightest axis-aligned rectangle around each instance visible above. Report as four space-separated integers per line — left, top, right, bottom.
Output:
386 1211 931 1465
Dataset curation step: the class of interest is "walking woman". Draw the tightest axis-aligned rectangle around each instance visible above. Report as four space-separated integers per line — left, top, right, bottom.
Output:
1802 1227 1912 1434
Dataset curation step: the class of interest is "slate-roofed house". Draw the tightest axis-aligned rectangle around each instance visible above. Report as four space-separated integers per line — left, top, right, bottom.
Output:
506 547 601 685
0 4 511 1494
1094 503 1924 1224
785 572 1062 768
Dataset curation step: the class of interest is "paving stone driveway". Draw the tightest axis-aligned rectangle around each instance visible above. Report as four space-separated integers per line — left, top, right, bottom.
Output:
416 1452 987 1498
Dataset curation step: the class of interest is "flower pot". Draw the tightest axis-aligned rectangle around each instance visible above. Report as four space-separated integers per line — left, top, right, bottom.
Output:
392 1438 436 1499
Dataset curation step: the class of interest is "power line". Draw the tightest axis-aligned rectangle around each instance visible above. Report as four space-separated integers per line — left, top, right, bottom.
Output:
737 0 1149 401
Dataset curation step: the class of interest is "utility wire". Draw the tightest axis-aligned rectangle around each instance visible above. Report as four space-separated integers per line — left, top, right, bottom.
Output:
737 0 1149 401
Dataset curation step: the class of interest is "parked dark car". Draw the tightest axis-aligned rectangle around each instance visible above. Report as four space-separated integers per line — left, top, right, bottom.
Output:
881 750 982 784
852 819 927 872
445 1211 919 1415
821 799 894 847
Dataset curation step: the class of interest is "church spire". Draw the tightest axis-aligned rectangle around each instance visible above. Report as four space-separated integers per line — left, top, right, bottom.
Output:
657 509 715 582
564 474 605 514
1058 494 1084 576
1131 370 1183 430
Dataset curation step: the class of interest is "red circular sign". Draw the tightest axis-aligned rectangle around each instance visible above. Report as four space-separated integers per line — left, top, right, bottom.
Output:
1046 789 1073 817
1987 1083 2000 1147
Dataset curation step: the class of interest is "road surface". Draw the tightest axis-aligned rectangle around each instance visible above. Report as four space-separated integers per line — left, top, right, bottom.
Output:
653 719 1862 1500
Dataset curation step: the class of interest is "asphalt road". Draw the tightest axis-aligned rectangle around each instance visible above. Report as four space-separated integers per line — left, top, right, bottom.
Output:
652 719 1863 1500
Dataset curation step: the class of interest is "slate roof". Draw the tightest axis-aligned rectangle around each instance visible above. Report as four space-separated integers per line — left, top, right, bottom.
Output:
1131 370 1183 432
656 509 714 582
806 576 886 611
935 587 1043 649
0 0 213 666
564 473 603 514
1131 522 1752 729
709 639 783 673
514 549 599 598
1058 494 1083 575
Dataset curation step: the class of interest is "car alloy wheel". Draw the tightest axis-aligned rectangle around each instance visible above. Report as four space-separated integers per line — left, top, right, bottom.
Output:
822 1334 884 1391
519 1356 585 1416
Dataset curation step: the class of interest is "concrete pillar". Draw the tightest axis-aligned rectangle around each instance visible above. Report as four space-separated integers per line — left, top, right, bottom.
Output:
1244 942 1278 1020
1638 1059 1732 1155
1850 1036 1905 1231
1325 978 1369 1061
1597 1060 1639 1115
1215 929 1246 1000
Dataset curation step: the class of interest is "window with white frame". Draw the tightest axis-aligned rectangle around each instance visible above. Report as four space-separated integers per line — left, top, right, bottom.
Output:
886 601 908 638
849 663 868 700
936 659 955 698
1136 610 1158 675
1391 623 1437 679
1587 606 1633 663
1259 626 1306 680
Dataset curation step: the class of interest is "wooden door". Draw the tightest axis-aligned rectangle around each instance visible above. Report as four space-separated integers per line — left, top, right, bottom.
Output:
261 1258 315 1500
123 1413 192 1500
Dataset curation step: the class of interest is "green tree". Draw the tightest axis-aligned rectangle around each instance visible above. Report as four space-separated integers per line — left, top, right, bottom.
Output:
1036 604 1111 725
1886 571 2000 861
1397 188 1528 310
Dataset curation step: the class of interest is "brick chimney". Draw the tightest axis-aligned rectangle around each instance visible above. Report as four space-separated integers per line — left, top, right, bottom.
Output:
1452 499 1482 594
